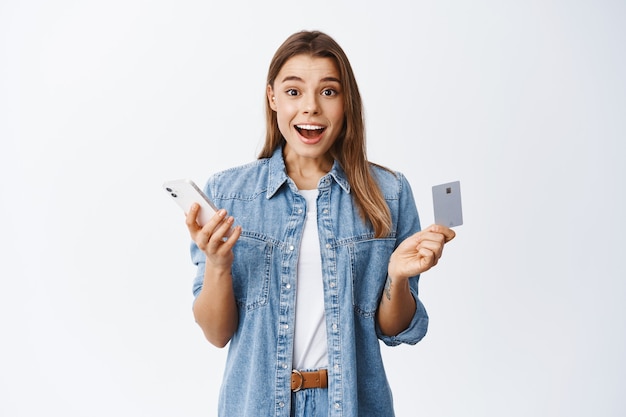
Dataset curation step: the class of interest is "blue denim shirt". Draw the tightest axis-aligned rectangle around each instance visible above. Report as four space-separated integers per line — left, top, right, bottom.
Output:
191 147 428 417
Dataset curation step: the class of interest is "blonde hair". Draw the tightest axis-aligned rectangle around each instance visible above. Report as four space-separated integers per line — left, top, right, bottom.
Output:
259 31 392 238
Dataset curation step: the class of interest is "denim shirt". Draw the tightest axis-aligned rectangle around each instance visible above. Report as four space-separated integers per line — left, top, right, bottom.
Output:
191 147 428 417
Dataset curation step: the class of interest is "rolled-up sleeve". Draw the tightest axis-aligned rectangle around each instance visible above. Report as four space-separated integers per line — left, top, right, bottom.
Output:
377 278 429 346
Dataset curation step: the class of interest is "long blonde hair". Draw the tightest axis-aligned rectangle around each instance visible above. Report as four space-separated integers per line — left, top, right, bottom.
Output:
259 31 392 238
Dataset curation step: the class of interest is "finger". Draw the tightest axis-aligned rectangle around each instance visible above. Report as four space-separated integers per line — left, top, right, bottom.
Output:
415 231 446 249
416 239 444 261
220 224 242 250
185 203 202 231
208 215 234 245
426 224 456 243
197 210 229 248
200 208 228 234
413 246 438 272
190 208 229 252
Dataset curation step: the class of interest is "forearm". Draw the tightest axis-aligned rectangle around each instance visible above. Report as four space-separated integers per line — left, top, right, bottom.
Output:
377 275 416 336
193 266 239 348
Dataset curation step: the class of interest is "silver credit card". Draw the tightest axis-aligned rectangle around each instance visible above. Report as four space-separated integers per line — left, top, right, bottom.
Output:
432 181 463 228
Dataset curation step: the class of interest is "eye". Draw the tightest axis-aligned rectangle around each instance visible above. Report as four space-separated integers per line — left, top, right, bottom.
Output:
322 88 338 97
286 89 299 96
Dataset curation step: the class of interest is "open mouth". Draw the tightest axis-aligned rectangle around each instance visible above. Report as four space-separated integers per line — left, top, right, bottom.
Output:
295 124 326 140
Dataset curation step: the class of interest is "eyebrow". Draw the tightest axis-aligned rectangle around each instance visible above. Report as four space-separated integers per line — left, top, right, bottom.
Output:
280 75 341 84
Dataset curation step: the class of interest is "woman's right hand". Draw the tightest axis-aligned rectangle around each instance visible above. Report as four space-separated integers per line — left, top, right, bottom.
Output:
186 203 242 270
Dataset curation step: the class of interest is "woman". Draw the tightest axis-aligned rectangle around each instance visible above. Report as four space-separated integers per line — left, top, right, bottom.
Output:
186 30 455 417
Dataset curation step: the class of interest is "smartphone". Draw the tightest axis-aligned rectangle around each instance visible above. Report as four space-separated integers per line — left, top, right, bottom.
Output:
162 179 219 227
432 180 463 228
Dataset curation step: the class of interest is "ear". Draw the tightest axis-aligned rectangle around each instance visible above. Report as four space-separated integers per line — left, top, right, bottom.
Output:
267 84 277 111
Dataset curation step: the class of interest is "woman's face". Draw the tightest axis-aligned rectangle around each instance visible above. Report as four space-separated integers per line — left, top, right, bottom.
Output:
267 54 345 167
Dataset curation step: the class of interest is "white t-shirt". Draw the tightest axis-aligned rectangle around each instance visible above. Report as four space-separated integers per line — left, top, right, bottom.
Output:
292 189 329 370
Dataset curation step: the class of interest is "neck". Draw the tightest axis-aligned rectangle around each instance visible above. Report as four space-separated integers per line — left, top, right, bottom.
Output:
283 150 332 190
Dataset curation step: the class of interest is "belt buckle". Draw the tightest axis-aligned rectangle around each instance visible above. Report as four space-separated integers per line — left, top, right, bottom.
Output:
292 369 304 392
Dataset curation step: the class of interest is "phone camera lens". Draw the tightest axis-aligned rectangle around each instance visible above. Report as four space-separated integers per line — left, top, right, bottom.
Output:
166 187 173 192
171 193 177 198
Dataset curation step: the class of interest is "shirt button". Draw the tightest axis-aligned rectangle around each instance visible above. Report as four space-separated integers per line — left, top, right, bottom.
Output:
332 324 338 331
297 208 303 214
279 401 285 408
325 243 331 249
334 402 341 409
286 283 291 289
283 324 289 329
329 282 336 288
282 363 288 369
323 209 329 214
334 364 339 370
289 245 295 251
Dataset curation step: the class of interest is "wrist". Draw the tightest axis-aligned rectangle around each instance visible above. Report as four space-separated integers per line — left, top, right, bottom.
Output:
386 265 410 282
204 263 233 282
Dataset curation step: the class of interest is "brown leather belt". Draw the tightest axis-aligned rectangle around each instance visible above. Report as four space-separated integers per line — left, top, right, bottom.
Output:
291 369 328 392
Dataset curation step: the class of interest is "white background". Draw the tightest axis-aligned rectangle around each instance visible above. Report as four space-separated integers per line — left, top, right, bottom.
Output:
1 1 625 416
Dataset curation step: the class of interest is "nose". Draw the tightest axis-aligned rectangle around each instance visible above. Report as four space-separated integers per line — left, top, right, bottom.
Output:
302 94 320 115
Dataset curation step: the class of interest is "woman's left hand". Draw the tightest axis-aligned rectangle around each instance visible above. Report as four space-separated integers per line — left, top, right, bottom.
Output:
388 224 456 279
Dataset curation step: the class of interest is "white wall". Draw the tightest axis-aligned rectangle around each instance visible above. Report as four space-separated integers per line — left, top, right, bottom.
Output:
1 1 625 416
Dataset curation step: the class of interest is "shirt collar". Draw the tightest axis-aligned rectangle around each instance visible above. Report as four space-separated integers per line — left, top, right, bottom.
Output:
266 146 351 199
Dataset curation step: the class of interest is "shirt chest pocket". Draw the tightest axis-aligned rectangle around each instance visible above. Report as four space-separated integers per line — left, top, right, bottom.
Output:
231 236 272 311
350 238 396 316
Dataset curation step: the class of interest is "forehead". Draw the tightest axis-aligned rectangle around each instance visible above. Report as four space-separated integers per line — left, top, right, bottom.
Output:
276 55 340 82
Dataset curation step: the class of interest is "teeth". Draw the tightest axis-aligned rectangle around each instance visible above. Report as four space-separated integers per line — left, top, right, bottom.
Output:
296 125 324 130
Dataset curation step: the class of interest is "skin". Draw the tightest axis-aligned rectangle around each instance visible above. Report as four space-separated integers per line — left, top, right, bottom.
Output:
187 54 455 348
187 207 241 347
267 54 346 190
378 224 455 336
